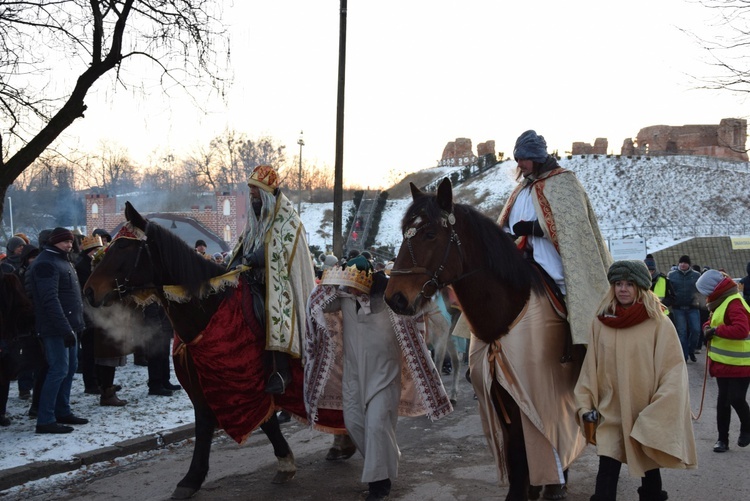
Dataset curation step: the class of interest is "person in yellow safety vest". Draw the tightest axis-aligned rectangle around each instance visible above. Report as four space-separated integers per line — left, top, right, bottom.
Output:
644 255 675 317
696 269 750 454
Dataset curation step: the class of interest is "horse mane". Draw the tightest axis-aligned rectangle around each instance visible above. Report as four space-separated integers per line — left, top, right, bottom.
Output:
145 222 227 297
403 194 542 294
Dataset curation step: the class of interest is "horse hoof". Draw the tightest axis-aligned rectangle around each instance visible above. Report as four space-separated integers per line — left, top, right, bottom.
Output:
272 470 296 484
171 486 198 499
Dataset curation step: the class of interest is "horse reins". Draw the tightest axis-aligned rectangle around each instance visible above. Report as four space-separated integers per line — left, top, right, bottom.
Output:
390 210 479 298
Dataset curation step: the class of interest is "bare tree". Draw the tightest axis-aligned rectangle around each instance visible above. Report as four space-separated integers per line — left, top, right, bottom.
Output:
689 1 750 94
0 1 229 219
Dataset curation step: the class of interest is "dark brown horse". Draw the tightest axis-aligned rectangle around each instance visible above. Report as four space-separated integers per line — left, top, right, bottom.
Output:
83 202 299 500
384 179 585 501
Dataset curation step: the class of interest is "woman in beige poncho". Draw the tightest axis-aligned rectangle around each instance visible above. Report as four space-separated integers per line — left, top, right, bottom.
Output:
575 260 697 501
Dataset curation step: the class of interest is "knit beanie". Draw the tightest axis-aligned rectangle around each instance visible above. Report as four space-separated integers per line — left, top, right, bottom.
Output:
513 130 549 163
678 255 691 265
47 227 75 246
607 260 652 290
696 269 725 296
643 257 657 271
5 236 25 254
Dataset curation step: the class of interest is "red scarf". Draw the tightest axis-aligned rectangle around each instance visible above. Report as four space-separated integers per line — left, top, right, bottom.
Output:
597 301 650 329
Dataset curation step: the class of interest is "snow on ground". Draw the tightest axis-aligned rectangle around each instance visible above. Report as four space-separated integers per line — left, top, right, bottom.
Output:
0 357 194 470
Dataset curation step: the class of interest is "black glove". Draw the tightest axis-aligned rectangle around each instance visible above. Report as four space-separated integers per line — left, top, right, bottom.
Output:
704 327 716 342
512 220 544 237
243 247 265 268
63 332 77 348
582 410 599 422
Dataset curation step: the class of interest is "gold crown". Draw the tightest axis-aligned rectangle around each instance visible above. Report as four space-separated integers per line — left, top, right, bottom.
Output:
248 165 279 192
81 234 103 251
321 264 374 293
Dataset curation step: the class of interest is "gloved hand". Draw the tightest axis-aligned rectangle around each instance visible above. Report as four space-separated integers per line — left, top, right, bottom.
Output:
512 220 544 237
703 327 716 342
63 332 77 348
582 410 599 423
243 247 265 268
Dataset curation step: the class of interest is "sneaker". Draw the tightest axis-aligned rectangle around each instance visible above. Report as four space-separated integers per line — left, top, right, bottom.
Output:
0 415 11 427
738 431 750 448
36 422 74 434
57 414 89 425
713 440 729 453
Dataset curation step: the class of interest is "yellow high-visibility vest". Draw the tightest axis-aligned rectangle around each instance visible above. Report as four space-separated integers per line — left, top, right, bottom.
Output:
652 276 670 315
708 293 750 366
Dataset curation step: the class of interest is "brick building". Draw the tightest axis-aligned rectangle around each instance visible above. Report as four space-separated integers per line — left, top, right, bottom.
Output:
85 191 248 254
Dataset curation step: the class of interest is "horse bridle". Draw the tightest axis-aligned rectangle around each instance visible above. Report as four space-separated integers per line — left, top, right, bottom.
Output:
390 209 478 298
113 223 157 299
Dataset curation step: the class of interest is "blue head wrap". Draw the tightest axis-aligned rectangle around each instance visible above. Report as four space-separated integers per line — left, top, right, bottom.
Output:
513 130 548 163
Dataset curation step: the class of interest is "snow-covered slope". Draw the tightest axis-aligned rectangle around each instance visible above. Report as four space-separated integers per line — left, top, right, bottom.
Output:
300 155 750 258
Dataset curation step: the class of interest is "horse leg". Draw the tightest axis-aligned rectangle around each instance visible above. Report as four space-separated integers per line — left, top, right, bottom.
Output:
260 412 296 484
491 382 529 501
171 401 216 499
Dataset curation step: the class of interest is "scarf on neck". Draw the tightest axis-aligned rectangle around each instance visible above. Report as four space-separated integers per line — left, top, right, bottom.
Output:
707 279 739 311
598 301 650 329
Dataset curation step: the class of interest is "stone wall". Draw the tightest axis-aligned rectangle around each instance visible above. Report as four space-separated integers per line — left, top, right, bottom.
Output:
572 118 748 160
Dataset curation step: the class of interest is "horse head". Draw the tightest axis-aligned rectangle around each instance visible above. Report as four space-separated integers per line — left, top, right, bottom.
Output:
84 202 157 307
385 178 461 315
385 178 537 343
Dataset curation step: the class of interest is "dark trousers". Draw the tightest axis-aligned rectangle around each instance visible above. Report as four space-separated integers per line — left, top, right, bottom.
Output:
96 364 116 390
716 376 750 442
594 455 661 500
79 330 98 390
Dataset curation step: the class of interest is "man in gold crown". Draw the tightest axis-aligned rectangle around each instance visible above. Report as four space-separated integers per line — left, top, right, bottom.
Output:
227 165 316 394
305 255 452 501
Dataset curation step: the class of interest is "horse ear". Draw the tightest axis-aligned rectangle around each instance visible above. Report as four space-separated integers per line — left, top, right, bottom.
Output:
409 182 424 201
436 178 453 212
124 201 147 230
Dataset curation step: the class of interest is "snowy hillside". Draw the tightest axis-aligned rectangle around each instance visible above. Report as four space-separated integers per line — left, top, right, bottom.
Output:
299 155 750 259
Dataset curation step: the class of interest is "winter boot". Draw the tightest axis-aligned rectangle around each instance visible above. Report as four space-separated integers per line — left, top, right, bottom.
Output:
637 487 668 501
100 386 128 406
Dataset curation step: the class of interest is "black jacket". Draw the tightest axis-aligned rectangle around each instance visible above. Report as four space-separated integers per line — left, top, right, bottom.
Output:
26 245 84 337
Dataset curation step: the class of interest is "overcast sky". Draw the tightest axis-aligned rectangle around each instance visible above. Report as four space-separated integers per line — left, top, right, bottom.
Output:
65 0 749 188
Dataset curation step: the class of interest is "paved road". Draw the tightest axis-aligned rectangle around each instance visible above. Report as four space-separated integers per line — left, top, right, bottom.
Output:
10 351 750 501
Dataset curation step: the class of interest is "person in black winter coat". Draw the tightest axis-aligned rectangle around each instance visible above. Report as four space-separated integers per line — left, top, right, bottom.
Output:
26 228 89 434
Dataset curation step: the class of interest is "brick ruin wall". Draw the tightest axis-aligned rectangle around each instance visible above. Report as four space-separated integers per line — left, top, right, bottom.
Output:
573 118 748 161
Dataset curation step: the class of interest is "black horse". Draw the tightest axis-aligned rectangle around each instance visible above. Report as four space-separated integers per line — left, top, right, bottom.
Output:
84 202 301 499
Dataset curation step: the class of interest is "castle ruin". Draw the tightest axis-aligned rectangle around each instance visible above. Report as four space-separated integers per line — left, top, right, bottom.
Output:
574 118 748 161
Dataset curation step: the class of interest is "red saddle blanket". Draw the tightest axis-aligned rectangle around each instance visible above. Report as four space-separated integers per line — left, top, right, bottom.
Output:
172 280 308 444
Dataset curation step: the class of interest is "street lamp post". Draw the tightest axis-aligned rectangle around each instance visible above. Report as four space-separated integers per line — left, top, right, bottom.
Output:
297 131 305 215
7 197 13 235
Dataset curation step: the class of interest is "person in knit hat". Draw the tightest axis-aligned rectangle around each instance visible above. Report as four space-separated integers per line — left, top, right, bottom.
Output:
575 260 697 501
668 254 702 362
26 227 89 433
484 130 612 498
0 235 27 273
696 270 750 453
